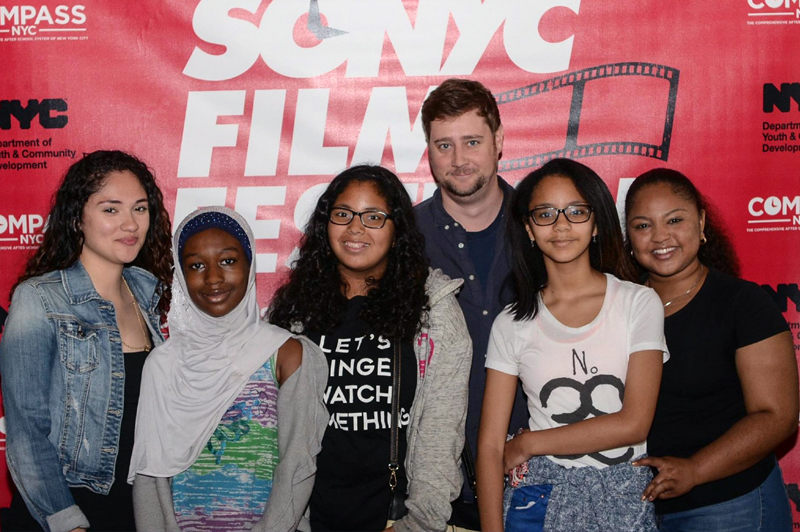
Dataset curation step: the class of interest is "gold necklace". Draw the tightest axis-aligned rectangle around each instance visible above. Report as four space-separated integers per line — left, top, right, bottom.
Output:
647 264 705 308
122 276 151 352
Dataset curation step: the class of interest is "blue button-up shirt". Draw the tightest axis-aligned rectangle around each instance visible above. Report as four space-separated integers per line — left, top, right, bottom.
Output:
415 177 528 501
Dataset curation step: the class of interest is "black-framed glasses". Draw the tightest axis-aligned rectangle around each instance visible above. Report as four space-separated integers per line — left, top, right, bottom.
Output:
329 207 393 229
528 204 593 226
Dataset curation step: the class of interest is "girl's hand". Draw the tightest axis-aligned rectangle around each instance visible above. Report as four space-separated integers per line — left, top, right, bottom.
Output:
503 429 532 472
634 456 698 500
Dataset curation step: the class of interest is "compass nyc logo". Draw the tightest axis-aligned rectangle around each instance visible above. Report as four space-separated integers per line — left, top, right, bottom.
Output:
0 5 85 37
747 195 800 233
747 0 800 20
0 214 46 247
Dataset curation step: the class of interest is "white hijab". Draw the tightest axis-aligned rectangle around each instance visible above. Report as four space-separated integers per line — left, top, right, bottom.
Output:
128 206 291 482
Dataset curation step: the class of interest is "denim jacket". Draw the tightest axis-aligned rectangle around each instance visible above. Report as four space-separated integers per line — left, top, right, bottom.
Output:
0 261 163 532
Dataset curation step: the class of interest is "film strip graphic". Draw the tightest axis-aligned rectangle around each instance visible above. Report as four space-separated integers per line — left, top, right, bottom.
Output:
496 62 680 173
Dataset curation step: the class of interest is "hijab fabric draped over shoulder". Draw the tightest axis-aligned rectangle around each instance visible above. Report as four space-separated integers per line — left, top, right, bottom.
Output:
128 206 291 482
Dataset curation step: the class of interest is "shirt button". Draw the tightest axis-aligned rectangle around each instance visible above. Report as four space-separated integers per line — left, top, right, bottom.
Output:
469 275 475 281
454 222 460 227
458 243 465 249
444 225 449 230
482 310 489 316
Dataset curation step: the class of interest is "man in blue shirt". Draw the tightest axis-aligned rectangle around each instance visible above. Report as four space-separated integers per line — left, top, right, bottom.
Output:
415 79 528 530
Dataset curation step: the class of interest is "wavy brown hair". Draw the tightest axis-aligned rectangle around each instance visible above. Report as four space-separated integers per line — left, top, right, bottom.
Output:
13 150 173 315
268 165 429 341
421 78 502 141
624 168 740 278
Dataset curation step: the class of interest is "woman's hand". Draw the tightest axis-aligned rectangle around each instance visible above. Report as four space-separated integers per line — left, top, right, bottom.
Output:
636 331 798 497
634 456 698 500
503 429 532 472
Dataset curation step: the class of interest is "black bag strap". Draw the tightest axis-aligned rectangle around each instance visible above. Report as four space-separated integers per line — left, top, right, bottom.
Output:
389 340 401 494
461 440 478 498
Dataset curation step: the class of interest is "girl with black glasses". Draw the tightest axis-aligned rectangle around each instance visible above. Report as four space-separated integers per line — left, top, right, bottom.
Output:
268 165 471 532
476 159 669 532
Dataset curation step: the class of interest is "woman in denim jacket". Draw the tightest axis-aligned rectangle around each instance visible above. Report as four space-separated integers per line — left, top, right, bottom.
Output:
0 151 172 532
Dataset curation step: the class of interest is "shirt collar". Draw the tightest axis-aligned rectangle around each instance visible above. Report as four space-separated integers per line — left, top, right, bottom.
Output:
61 260 102 304
61 260 160 313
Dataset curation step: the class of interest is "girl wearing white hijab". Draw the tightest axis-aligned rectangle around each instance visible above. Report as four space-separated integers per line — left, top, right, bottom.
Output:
129 206 328 532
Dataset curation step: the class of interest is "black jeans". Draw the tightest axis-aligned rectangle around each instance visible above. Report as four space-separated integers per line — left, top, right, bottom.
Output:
449 498 480 530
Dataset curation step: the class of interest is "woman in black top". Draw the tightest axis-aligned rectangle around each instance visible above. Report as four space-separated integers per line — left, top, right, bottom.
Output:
624 168 797 532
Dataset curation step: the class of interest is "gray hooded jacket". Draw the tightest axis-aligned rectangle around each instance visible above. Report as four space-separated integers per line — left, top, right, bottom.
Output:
392 268 472 532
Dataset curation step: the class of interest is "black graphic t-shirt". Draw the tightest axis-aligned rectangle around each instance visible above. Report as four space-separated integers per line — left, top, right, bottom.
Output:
307 296 417 532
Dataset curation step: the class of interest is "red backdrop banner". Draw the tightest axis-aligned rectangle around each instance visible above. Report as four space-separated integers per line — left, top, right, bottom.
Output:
2 0 799 522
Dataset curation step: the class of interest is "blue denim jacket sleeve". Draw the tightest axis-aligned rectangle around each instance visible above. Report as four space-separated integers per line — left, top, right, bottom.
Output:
0 283 90 532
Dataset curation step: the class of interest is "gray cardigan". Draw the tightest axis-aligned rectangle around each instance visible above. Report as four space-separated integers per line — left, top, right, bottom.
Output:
392 269 472 532
132 335 328 532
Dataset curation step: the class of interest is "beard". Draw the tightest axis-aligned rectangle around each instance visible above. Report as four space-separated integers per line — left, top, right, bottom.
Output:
439 170 490 198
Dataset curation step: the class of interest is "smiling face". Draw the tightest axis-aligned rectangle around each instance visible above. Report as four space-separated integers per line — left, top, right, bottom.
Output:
327 181 395 291
626 182 705 281
427 108 504 203
525 175 597 269
80 170 150 271
181 228 250 317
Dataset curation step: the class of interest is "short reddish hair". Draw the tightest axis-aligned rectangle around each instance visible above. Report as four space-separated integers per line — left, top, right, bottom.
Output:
421 78 501 141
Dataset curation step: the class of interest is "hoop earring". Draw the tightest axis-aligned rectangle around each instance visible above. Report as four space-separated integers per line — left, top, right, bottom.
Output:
700 233 707 245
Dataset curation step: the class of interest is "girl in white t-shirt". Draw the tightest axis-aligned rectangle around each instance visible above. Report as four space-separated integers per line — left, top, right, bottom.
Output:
476 158 669 532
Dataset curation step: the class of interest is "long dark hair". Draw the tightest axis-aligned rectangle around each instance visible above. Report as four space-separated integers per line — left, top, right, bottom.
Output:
624 168 740 277
268 165 429 341
14 150 173 315
508 158 637 321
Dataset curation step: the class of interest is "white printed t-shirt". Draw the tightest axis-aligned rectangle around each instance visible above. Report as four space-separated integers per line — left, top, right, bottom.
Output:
486 274 668 469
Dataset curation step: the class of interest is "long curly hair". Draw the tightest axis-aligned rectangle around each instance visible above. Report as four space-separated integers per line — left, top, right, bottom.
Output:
13 150 173 316
268 165 430 341
624 168 740 277
508 158 638 321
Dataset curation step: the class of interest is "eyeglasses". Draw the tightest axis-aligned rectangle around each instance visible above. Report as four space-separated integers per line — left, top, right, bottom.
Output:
528 204 593 226
329 207 393 229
